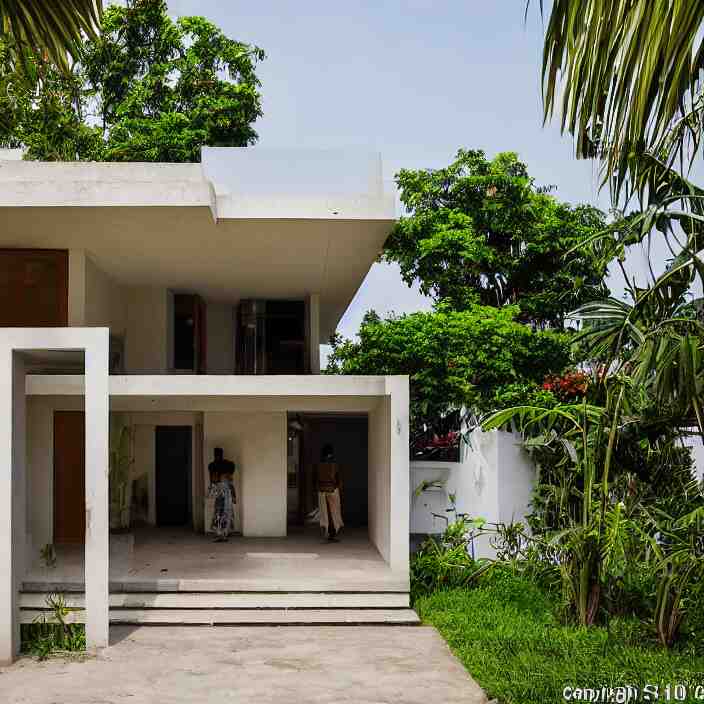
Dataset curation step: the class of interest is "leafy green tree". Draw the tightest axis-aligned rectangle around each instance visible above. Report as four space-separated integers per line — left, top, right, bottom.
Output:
0 0 265 161
385 150 609 327
327 304 570 435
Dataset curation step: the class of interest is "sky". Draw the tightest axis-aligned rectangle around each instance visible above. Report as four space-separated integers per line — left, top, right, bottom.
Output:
167 0 662 350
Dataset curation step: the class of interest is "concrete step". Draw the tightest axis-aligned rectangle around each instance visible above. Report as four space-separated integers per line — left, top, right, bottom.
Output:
20 591 410 610
20 608 420 626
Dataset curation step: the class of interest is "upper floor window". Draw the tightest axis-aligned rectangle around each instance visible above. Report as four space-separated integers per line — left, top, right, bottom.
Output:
237 300 306 374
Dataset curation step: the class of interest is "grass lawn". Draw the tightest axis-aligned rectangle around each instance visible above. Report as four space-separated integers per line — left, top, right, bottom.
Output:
415 571 704 704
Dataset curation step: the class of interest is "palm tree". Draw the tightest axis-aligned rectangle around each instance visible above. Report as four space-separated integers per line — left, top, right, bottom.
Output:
535 0 704 198
1 0 101 69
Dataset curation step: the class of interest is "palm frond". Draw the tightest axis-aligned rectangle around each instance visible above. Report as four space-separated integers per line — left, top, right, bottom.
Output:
0 0 102 70
533 0 704 197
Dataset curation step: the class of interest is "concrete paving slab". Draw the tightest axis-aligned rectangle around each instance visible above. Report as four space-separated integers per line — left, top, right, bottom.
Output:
0 626 487 704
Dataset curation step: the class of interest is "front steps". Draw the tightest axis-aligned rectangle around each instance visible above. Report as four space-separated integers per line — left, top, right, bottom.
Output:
19 591 419 626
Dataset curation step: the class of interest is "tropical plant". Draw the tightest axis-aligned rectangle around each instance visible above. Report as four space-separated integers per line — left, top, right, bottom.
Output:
0 0 101 70
534 0 704 196
21 593 85 658
1 0 265 161
410 514 492 602
482 381 635 626
386 149 609 327
573 274 704 438
642 489 704 647
109 423 133 531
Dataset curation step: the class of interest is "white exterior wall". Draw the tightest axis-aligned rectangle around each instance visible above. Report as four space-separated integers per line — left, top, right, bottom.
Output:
124 288 169 373
84 255 127 335
368 398 391 563
203 412 287 537
68 250 86 326
410 429 534 559
128 412 201 529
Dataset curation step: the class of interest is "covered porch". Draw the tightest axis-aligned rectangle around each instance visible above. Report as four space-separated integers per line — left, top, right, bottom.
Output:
1 330 410 662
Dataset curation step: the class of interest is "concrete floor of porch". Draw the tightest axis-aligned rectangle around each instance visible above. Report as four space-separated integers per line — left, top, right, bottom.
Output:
23 526 408 593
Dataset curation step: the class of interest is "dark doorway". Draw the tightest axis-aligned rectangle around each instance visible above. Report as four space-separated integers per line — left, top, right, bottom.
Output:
295 415 369 528
155 426 192 526
54 411 85 544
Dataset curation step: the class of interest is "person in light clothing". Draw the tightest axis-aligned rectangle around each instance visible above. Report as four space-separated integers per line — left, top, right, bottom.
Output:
316 444 344 542
208 447 236 542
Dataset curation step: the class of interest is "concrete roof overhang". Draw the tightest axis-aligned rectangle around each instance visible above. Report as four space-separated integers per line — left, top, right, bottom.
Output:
0 160 396 338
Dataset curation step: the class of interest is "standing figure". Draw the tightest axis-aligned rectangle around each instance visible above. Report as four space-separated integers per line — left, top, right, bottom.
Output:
315 444 344 542
208 447 236 542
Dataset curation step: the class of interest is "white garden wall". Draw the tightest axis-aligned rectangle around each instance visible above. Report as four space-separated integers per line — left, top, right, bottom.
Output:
410 429 535 559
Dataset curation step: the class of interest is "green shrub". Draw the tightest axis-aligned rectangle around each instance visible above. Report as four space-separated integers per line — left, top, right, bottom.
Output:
20 593 86 659
21 622 85 659
416 571 704 704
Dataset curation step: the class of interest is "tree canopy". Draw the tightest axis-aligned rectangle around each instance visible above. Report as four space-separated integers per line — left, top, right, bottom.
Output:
327 304 570 432
384 149 609 327
0 0 265 161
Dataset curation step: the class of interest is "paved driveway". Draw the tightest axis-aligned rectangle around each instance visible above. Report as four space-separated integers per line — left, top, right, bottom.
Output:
0 626 487 704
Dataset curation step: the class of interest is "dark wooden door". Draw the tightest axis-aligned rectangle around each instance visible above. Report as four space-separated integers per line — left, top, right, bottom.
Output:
0 249 68 326
155 427 192 526
53 411 85 544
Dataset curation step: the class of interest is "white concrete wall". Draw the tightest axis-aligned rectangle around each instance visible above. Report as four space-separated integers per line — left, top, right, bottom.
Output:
205 302 235 374
84 255 127 335
368 398 391 563
497 431 535 526
127 412 201 529
203 412 287 537
68 250 86 326
410 429 534 559
124 288 169 373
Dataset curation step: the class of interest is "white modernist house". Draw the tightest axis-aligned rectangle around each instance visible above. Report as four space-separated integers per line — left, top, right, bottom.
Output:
0 149 413 663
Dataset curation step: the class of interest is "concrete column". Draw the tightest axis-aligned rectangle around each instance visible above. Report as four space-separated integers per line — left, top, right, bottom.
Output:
68 249 86 326
84 332 110 649
0 350 24 664
386 376 410 574
307 293 321 374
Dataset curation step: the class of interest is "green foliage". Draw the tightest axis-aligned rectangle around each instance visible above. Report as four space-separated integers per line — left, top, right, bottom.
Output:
327 304 571 430
40 543 57 569
385 149 609 327
109 423 133 531
0 0 264 161
533 0 704 198
0 0 101 74
21 593 85 659
410 514 492 603
483 378 704 644
416 571 704 704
